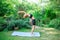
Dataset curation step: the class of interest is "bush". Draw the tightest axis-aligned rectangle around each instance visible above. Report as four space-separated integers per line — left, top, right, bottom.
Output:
48 18 60 30
7 19 31 30
7 20 15 30
0 17 7 31
15 19 31 29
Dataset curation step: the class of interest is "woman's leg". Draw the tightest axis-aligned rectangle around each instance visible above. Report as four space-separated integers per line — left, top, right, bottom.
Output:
31 25 35 34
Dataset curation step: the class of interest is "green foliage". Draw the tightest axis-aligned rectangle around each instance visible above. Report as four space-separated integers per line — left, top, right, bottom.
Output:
7 19 31 30
0 0 60 30
0 0 18 16
48 18 60 30
47 0 60 19
44 9 56 20
7 20 15 30
0 17 7 31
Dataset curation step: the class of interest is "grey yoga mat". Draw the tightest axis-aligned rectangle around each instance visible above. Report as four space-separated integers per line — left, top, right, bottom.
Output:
12 31 40 37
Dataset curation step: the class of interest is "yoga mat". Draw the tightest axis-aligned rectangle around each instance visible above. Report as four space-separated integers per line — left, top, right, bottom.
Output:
12 31 40 37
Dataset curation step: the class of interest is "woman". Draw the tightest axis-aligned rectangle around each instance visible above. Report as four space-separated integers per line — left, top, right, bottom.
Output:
23 13 36 34
18 11 36 34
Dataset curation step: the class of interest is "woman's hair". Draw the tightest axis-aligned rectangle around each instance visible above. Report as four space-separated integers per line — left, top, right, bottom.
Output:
18 11 29 18
29 14 33 18
23 14 29 18
18 11 26 18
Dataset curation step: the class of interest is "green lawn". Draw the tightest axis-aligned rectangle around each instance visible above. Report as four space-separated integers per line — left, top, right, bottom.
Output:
0 27 60 40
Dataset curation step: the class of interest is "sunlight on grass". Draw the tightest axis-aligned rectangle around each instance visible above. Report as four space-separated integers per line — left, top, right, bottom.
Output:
44 28 55 31
46 31 59 34
42 27 60 35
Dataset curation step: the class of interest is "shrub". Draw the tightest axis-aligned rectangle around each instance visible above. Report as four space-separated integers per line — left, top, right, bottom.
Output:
7 20 15 30
48 18 60 30
15 19 31 29
7 19 31 30
0 17 7 31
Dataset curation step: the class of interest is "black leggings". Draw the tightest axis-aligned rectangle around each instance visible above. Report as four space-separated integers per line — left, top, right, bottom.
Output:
32 19 36 25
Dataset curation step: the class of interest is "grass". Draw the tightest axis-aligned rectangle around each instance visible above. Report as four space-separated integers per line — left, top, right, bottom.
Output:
0 27 60 40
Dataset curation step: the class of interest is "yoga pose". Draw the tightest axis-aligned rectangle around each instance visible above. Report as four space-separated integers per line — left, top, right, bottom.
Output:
18 11 36 34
